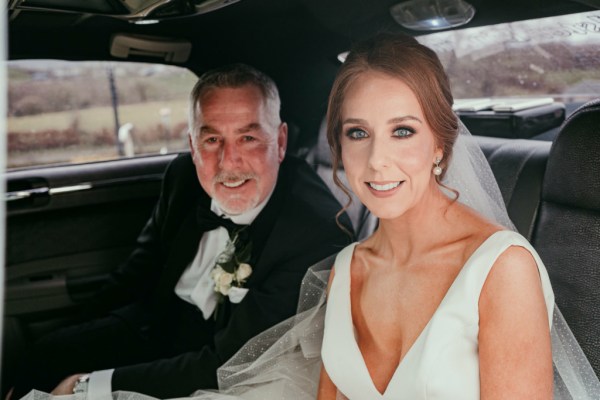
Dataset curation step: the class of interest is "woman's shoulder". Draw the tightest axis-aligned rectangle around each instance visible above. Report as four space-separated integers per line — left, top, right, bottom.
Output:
476 231 547 315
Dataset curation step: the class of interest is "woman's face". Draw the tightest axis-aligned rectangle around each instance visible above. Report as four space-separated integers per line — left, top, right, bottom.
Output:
340 71 443 220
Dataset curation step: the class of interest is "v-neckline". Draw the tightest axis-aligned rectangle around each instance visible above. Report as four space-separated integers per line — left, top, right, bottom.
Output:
342 231 504 397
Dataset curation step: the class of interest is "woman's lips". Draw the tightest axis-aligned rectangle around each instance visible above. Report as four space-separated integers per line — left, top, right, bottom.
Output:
368 181 401 191
365 181 404 197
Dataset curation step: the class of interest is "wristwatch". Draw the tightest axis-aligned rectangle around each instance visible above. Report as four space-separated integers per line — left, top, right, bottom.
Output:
73 374 90 395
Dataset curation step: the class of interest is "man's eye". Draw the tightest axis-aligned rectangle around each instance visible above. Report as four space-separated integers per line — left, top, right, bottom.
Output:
242 136 256 142
204 137 219 144
346 128 368 140
393 127 415 138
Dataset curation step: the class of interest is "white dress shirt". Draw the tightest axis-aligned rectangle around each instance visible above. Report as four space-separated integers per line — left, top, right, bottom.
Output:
175 196 270 319
86 192 273 399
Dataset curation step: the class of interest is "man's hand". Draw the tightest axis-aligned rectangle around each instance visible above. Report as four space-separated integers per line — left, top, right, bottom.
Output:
51 374 86 395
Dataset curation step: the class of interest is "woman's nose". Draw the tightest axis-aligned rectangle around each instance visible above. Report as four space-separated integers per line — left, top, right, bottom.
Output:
367 137 389 170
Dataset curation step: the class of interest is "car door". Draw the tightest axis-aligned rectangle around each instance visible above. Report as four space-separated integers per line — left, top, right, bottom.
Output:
2 154 179 388
3 59 197 393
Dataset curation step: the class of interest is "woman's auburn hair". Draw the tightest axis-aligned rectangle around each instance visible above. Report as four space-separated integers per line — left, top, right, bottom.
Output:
326 32 459 184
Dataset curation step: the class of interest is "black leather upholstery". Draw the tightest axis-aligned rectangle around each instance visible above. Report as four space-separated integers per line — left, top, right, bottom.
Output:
476 136 551 240
531 98 600 376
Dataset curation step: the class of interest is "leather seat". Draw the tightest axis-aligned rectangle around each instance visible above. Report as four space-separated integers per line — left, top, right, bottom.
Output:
475 136 551 240
530 98 600 376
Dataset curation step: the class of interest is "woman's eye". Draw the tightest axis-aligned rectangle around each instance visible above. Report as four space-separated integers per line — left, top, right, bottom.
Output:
393 127 415 138
346 128 368 140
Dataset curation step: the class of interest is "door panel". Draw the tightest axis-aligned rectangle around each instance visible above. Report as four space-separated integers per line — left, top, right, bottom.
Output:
2 153 180 391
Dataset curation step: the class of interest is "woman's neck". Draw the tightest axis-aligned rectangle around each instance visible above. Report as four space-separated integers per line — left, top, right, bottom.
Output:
371 185 456 264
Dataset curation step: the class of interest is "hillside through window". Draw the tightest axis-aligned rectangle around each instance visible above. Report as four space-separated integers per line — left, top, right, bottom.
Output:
7 61 197 169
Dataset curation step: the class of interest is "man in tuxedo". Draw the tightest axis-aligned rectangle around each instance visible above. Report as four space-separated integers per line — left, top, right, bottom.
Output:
11 64 352 399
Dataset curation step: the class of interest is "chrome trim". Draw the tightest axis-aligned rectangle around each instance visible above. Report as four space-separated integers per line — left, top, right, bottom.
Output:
49 183 93 195
4 173 163 203
4 183 92 202
4 187 49 202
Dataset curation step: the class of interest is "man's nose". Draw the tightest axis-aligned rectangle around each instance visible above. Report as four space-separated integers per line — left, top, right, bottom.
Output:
219 140 242 169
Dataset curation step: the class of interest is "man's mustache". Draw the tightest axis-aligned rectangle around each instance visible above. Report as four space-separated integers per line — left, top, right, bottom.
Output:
214 171 257 183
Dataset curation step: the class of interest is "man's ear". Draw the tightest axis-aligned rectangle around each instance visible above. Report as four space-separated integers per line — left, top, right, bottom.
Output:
188 133 197 161
278 122 288 163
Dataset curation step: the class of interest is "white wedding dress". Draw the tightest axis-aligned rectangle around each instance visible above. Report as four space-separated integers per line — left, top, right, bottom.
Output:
322 231 554 399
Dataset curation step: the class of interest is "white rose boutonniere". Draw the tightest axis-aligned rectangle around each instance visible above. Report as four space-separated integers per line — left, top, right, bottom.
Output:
235 263 253 281
211 227 253 312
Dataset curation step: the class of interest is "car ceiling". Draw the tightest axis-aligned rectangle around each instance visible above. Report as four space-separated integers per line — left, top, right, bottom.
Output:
7 0 598 149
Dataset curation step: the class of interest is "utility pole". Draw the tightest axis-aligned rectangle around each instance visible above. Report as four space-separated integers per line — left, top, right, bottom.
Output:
107 65 124 156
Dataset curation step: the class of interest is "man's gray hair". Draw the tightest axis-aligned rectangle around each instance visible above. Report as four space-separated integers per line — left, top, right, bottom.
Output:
188 63 282 144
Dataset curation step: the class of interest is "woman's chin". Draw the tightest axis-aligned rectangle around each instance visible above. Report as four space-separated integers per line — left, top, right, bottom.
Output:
366 205 409 221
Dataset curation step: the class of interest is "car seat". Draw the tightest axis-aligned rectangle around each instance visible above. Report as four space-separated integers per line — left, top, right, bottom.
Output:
530 98 600 376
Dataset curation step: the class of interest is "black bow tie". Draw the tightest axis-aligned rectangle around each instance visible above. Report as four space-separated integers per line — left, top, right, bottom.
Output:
196 206 247 237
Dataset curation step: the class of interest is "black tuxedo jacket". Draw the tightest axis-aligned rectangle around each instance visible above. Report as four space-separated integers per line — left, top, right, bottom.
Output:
93 153 352 398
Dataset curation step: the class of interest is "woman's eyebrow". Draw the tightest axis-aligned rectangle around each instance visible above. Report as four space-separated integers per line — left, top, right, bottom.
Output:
388 115 423 124
342 118 367 125
342 115 423 125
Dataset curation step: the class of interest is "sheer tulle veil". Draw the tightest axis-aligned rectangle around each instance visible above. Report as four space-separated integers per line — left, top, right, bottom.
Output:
22 123 600 399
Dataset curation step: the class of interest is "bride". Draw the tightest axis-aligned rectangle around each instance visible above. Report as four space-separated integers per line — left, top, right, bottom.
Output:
318 32 552 399
23 33 599 400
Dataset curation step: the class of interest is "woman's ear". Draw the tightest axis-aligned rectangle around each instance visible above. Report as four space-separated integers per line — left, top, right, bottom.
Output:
434 147 444 163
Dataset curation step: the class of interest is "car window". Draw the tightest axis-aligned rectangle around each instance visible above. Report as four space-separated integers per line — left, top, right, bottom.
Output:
7 60 197 169
402 10 600 141
417 11 600 103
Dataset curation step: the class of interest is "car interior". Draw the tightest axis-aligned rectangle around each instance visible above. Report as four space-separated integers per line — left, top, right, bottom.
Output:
4 0 600 395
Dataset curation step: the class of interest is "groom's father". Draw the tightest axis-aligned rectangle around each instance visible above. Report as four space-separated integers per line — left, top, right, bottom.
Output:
11 64 352 399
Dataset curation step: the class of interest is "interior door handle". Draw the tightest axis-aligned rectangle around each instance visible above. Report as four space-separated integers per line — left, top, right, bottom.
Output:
4 183 92 202
4 187 50 202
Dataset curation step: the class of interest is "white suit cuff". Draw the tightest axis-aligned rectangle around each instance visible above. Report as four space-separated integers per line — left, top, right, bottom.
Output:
88 369 113 400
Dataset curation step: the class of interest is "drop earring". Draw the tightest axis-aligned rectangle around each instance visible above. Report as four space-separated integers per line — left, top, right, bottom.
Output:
433 157 443 176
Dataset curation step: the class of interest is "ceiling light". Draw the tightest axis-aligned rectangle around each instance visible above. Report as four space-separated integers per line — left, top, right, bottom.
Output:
390 0 475 31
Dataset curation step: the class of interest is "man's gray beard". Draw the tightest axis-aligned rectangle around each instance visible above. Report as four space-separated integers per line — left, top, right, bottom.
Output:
214 193 260 216
212 171 263 215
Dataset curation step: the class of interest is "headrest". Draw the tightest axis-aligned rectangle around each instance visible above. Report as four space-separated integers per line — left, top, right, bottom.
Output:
542 98 600 210
313 117 334 167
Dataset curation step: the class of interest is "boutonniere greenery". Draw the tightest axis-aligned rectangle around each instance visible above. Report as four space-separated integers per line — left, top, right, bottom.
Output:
210 226 253 301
